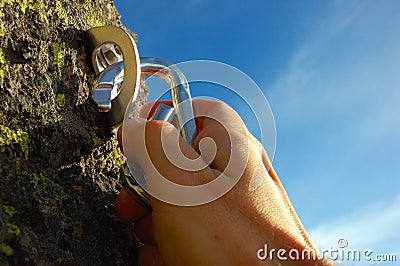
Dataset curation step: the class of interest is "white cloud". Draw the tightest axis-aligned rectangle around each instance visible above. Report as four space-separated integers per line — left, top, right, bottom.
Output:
265 5 400 261
267 0 400 121
266 0 400 176
309 195 400 253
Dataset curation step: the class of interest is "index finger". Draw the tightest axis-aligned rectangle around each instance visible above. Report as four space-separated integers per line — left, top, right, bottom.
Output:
138 99 238 135
115 187 150 224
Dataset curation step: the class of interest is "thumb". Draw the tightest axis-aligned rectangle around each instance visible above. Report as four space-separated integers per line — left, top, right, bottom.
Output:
122 117 218 206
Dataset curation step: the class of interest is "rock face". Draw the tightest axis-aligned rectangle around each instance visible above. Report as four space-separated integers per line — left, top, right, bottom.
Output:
0 1 146 265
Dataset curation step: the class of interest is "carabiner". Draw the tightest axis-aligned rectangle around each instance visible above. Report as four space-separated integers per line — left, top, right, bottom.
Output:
86 26 197 210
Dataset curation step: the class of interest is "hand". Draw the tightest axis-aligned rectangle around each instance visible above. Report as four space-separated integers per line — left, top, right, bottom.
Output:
115 99 333 265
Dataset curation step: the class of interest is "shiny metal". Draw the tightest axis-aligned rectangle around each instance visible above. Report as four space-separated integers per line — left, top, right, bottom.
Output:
150 103 175 122
140 57 197 146
92 61 124 112
86 26 140 128
94 43 123 73
87 26 198 211
119 164 151 209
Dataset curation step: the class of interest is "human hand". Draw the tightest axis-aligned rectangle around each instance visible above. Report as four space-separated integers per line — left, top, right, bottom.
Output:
115 99 333 265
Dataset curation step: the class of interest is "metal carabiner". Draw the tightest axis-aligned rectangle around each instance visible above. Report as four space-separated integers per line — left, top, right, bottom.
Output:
86 26 197 209
86 26 140 128
86 27 197 145
140 57 197 146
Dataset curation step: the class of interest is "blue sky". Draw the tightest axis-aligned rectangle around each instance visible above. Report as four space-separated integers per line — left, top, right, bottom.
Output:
114 0 399 264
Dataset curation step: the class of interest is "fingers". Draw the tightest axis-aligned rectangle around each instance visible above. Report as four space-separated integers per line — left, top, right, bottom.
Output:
115 187 150 224
122 114 216 187
191 99 251 179
134 214 156 245
121 99 252 207
138 245 164 266
125 99 250 174
115 189 159 260
116 99 262 266
138 99 235 132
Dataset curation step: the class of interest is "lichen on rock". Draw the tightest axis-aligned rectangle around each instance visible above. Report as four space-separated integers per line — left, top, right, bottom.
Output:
0 0 145 265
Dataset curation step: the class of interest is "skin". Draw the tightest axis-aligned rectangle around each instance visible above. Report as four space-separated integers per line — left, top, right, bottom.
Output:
115 99 334 266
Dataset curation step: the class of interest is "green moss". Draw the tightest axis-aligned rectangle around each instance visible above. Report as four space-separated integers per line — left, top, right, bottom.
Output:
54 192 67 202
0 243 13 256
0 0 47 25
0 0 14 8
21 0 47 21
79 45 86 57
92 135 101 146
87 73 95 86
100 147 125 169
87 14 105 28
53 40 65 67
6 223 20 236
15 156 21 171
64 249 73 259
0 22 4 37
0 23 4 38
0 48 5 64
0 0 12 37
56 93 65 107
0 125 29 159
55 0 68 25
30 172 45 189
84 0 105 27
18 131 29 159
0 48 5 78
19 0 44 13
2 205 16 217
109 148 125 169
0 0 48 36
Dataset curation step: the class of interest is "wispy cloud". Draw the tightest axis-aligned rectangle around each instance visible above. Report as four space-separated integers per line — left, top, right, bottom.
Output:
265 2 400 262
265 0 400 182
267 0 400 124
309 196 400 258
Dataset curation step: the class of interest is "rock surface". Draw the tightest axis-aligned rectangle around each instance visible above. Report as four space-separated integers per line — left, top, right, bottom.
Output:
0 0 146 264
